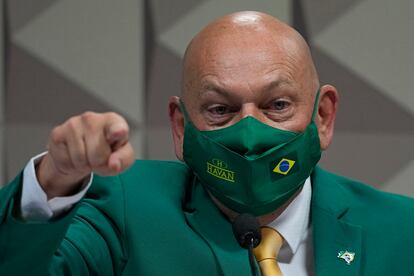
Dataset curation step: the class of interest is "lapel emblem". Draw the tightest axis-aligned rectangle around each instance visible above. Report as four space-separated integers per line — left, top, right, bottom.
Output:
337 250 355 265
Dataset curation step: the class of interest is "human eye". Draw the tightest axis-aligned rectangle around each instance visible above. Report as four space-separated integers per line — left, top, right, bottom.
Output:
269 99 291 111
207 104 231 115
202 103 237 127
262 97 294 122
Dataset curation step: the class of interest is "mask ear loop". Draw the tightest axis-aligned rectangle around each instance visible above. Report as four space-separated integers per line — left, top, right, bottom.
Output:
311 88 321 121
180 100 211 213
179 99 191 125
179 99 198 212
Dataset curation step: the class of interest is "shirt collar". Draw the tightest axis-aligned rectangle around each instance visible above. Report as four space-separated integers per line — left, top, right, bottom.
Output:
267 177 312 256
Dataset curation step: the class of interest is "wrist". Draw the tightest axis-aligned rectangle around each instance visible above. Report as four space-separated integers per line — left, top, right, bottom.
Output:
36 154 88 199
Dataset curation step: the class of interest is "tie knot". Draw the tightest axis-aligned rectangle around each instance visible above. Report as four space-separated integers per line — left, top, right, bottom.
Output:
253 227 283 261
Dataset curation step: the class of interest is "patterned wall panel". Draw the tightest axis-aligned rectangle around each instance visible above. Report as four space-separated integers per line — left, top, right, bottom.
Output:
309 0 414 194
2 1 413 197
5 0 145 182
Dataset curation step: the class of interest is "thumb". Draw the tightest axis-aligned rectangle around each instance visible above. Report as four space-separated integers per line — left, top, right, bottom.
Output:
106 142 135 175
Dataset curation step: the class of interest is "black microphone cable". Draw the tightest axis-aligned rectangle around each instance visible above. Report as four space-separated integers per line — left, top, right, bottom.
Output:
232 213 261 276
247 236 258 276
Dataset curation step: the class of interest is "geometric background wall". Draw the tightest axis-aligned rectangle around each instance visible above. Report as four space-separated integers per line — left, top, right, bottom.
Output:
2 0 414 197
5 0 145 184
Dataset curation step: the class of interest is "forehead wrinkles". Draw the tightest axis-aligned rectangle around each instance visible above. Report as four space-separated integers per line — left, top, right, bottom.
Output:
199 37 303 87
182 19 318 99
205 29 288 61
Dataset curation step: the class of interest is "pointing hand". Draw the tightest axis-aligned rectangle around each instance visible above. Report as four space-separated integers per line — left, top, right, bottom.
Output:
37 112 135 198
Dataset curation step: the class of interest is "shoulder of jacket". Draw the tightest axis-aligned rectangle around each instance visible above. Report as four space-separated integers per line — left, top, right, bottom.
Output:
313 166 414 226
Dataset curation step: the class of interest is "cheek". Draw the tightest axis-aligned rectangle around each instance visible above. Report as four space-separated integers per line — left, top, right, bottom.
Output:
183 101 206 129
266 113 310 132
190 114 210 130
285 104 315 132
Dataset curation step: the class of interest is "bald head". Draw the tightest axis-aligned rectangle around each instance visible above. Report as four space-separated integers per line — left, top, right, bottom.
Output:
169 11 338 219
170 10 337 162
181 11 319 101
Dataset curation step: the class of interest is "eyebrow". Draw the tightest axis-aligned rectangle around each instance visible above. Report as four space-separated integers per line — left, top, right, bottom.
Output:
199 78 294 97
199 79 231 97
263 78 295 92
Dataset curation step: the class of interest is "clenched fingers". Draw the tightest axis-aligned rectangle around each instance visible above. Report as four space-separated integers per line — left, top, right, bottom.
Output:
47 111 133 177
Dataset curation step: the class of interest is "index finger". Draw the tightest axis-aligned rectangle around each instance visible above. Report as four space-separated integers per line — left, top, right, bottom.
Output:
103 113 130 149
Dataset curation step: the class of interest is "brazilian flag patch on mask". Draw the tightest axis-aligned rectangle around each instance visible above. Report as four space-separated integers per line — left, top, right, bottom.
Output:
273 158 296 175
269 152 300 182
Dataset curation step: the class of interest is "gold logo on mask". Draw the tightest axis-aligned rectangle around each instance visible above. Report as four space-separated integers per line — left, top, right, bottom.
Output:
207 159 235 182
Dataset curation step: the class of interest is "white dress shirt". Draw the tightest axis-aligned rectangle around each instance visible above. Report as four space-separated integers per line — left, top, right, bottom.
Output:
269 178 314 276
20 153 92 220
20 154 314 275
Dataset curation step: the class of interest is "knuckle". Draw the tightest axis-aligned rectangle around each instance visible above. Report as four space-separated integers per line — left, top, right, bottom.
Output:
49 127 63 144
81 111 97 121
107 112 129 128
80 111 100 129
65 119 78 131
105 111 118 119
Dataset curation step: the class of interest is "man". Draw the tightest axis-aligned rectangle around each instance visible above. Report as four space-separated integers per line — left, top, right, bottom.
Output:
1 11 413 276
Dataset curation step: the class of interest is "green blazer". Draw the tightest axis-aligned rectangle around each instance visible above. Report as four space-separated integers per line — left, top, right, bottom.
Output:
1 160 414 275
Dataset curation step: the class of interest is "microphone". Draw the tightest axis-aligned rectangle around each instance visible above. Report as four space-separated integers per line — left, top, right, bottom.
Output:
232 213 261 276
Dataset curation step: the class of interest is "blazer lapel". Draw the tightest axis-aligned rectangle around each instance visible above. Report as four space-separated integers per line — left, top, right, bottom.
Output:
183 167 364 276
184 179 252 276
311 167 362 276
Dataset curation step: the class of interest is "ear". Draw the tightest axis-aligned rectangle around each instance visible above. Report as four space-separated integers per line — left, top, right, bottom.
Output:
315 84 339 150
168 96 185 160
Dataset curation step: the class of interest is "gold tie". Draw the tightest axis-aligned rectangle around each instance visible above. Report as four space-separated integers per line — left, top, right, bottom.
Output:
253 227 283 276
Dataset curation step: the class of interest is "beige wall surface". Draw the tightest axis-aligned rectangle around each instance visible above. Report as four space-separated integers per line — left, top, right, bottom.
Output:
2 1 414 196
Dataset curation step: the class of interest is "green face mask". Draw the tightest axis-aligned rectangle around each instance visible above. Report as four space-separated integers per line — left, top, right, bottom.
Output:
182 91 321 216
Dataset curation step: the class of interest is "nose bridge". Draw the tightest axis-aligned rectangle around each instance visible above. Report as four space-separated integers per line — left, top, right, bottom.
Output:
240 103 262 120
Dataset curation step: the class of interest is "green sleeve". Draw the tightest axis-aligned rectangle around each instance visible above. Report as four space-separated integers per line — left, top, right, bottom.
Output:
0 173 128 276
